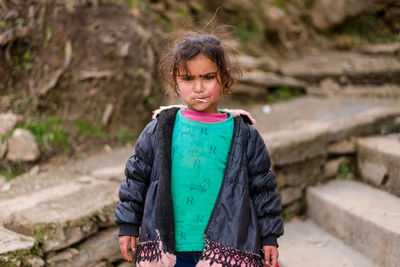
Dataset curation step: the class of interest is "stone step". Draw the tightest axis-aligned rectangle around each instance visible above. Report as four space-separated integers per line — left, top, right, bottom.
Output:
356 133 400 197
46 227 122 267
246 95 400 165
0 226 43 266
281 52 400 84
0 146 133 253
307 83 400 98
307 179 400 267
279 220 377 267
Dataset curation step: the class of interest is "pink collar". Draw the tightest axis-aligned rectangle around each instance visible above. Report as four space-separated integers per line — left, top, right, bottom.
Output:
181 109 228 123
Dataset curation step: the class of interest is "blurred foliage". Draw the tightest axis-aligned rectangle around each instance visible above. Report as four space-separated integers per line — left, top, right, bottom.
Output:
117 127 135 146
74 120 108 140
267 87 303 103
336 164 355 180
23 117 71 154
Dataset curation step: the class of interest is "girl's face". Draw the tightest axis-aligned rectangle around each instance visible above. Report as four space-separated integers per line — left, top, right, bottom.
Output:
176 54 221 113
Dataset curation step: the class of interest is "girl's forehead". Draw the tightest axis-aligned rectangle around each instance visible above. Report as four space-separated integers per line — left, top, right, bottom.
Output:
177 54 218 75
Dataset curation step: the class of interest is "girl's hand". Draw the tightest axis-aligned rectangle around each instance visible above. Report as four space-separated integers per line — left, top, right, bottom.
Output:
119 235 136 261
262 245 279 267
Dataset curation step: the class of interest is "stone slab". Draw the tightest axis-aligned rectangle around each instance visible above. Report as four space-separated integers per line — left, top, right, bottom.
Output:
240 71 307 88
0 227 44 267
1 176 119 252
246 96 400 165
0 226 36 254
307 180 400 267
279 220 377 267
356 133 400 196
281 52 400 83
308 84 400 98
46 227 122 267
0 147 132 253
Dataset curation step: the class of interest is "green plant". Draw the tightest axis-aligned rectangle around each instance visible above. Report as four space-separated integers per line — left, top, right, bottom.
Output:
273 0 287 11
117 127 135 145
376 34 400 44
282 210 295 220
232 27 252 42
0 160 21 181
267 87 303 103
46 27 52 41
74 120 108 140
23 50 33 71
15 18 24 27
24 117 70 153
336 164 354 180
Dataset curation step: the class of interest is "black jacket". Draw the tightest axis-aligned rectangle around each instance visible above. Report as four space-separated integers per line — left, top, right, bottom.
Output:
114 108 284 266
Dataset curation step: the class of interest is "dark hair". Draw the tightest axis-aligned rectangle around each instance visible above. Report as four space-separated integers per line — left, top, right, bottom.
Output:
159 32 240 96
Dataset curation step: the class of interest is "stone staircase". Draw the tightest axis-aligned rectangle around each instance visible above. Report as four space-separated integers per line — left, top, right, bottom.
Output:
273 50 400 267
1 49 400 266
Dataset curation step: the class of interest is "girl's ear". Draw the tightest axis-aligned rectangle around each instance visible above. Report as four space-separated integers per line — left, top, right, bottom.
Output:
227 67 231 75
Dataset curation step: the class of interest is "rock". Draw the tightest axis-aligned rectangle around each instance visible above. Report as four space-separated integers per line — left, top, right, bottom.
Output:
233 54 280 72
0 174 119 252
247 96 400 165
102 103 114 126
275 157 325 188
1 183 11 192
233 83 267 96
0 226 42 267
307 180 400 267
309 84 400 98
90 165 125 181
327 138 356 155
0 112 18 136
283 202 302 215
281 52 400 84
0 226 36 254
279 186 303 206
307 77 341 96
323 156 351 178
29 165 40 176
46 248 80 264
27 257 45 267
311 0 391 29
360 42 400 55
116 262 133 267
264 5 286 32
279 220 378 267
0 139 7 159
6 128 40 162
240 71 307 89
46 227 122 267
356 134 400 196
116 41 131 58
0 175 6 186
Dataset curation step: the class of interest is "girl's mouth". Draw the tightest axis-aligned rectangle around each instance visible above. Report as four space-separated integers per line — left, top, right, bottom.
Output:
194 98 207 102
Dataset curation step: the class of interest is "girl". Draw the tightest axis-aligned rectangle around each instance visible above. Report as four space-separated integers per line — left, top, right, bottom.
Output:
114 33 283 267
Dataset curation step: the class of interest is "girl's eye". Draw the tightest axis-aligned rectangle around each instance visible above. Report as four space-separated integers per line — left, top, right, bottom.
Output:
204 75 215 80
181 76 193 81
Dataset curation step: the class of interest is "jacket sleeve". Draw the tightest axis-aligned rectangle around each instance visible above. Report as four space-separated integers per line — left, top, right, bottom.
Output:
247 126 284 247
114 120 157 236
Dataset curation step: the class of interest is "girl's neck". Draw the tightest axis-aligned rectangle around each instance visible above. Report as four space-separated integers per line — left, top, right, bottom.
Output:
181 109 228 123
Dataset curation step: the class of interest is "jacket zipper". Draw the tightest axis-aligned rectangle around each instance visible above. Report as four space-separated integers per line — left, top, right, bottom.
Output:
203 117 239 238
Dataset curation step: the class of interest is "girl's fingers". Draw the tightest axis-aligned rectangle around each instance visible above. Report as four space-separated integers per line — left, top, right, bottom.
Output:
264 248 271 267
119 236 133 261
130 236 136 252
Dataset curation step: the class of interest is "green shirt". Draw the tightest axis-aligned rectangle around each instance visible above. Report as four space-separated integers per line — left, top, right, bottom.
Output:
171 109 234 251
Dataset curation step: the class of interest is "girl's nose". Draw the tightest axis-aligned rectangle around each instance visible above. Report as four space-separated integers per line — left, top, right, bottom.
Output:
193 79 204 93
